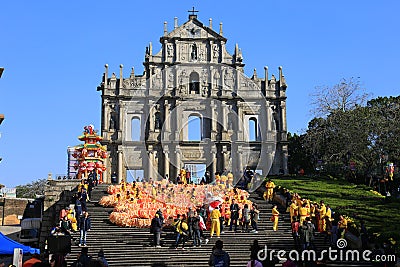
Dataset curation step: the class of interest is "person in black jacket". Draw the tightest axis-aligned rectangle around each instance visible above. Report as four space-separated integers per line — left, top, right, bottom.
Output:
150 213 162 247
229 199 239 232
78 211 91 247
208 240 230 267
156 209 164 226
72 247 91 267
191 211 201 247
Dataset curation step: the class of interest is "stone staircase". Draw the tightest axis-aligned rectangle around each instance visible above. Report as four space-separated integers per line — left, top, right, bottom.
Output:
65 185 372 266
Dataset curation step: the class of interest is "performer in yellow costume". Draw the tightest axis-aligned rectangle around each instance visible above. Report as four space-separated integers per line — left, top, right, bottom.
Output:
318 200 326 232
272 205 279 231
210 207 221 238
227 172 234 188
180 169 187 184
289 201 298 222
299 203 308 225
265 179 275 203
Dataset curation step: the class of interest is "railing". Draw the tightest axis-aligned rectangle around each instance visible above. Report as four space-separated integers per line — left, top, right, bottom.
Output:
54 174 76 180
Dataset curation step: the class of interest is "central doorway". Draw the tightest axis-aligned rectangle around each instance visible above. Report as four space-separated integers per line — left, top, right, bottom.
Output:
126 169 144 182
184 163 206 184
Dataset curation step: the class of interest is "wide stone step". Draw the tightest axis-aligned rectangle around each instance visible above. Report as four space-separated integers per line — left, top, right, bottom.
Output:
63 185 372 267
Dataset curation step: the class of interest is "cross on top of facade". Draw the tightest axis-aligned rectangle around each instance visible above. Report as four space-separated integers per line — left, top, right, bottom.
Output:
188 7 199 18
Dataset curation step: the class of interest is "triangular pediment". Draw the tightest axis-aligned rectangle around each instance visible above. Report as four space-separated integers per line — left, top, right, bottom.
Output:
165 17 226 41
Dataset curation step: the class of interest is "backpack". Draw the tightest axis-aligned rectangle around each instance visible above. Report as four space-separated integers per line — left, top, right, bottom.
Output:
173 219 181 232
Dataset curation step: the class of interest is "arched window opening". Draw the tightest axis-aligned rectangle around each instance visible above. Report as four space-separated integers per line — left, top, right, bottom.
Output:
188 115 201 141
249 117 257 141
189 72 200 94
131 117 141 141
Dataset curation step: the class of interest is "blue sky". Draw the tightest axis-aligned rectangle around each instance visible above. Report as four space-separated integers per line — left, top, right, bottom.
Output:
0 1 399 187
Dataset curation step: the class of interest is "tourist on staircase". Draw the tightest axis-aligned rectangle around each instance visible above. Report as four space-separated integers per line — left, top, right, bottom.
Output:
187 207 194 239
96 249 109 267
71 247 91 267
74 194 83 221
22 253 41 267
50 253 67 267
78 211 91 247
299 217 315 250
242 203 251 233
198 209 209 245
250 203 259 233
291 216 300 249
150 213 162 248
208 240 230 267
219 205 225 234
79 187 88 212
229 199 239 232
59 216 72 236
191 211 201 247
174 214 189 250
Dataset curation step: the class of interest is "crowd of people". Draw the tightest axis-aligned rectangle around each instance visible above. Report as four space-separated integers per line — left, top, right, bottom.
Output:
97 177 264 250
285 191 349 251
99 177 259 229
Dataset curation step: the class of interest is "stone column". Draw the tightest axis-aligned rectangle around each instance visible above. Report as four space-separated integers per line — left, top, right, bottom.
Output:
174 102 180 140
282 147 289 175
118 102 124 135
102 99 109 132
237 105 244 141
148 145 154 180
148 101 154 132
222 146 228 171
118 150 123 184
164 100 171 132
220 103 226 131
211 104 217 140
237 148 243 176
164 150 170 178
212 150 217 177
281 101 287 140
175 147 181 180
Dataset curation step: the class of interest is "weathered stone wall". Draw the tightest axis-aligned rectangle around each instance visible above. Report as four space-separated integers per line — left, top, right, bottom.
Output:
0 197 32 225
39 179 80 251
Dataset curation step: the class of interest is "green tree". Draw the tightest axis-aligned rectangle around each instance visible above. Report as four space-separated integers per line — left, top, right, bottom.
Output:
16 179 47 198
287 132 313 174
303 94 400 181
310 77 370 117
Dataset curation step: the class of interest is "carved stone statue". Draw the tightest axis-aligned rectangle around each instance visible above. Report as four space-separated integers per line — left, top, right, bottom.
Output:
178 70 187 94
212 44 219 59
167 43 173 58
155 112 162 130
191 44 197 61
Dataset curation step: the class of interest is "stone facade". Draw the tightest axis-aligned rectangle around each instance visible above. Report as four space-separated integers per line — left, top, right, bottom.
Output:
97 15 288 184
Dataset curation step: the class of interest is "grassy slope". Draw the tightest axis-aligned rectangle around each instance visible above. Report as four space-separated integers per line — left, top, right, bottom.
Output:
272 175 399 243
